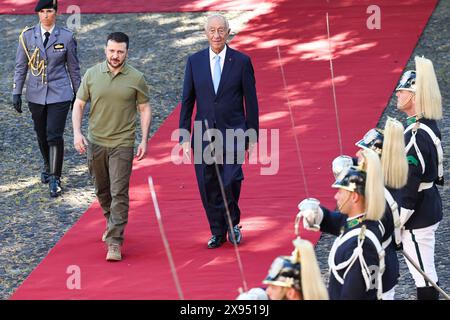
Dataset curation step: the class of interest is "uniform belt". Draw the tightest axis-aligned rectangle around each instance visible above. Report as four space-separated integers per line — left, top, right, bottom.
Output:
382 236 392 250
418 182 433 192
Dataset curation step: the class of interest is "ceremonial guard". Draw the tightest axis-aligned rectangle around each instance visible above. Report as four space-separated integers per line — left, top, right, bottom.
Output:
349 117 408 299
395 56 444 300
262 238 329 300
12 0 81 197
237 220 328 300
300 149 386 299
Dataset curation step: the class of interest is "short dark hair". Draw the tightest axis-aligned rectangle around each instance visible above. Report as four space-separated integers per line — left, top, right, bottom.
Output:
106 32 129 49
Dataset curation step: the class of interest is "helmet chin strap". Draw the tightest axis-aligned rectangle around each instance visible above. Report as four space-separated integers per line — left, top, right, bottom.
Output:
337 192 352 213
397 91 415 110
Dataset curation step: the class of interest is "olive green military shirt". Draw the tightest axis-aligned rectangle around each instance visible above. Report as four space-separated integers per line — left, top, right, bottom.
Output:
77 61 149 148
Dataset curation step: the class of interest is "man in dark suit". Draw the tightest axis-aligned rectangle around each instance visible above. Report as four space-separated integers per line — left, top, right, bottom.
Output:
179 14 259 249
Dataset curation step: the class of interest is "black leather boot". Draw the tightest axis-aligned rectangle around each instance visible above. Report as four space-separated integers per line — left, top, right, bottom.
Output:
417 285 440 300
38 140 50 183
49 175 61 197
49 143 64 197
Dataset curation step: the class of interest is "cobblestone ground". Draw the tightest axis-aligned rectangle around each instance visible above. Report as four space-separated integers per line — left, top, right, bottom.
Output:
315 0 449 300
0 3 448 300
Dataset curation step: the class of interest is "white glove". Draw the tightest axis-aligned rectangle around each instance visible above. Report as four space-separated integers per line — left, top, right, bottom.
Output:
399 207 414 228
298 198 323 231
236 287 268 300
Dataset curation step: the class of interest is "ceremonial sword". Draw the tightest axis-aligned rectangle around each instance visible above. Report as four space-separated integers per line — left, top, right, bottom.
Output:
148 176 185 300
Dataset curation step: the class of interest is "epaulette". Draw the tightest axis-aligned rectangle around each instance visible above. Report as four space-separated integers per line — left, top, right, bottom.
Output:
61 26 75 34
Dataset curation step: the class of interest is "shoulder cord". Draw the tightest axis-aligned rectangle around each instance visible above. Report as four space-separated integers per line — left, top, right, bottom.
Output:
328 226 385 299
384 188 401 246
19 26 46 83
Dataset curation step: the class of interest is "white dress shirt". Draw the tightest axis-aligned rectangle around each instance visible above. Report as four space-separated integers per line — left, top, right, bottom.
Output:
209 46 227 79
41 24 55 44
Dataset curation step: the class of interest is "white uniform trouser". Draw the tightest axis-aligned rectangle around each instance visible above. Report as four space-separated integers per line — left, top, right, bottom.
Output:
401 222 439 287
382 285 396 300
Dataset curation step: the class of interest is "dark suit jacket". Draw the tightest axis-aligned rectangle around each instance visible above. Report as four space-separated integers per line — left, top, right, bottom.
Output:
179 46 259 155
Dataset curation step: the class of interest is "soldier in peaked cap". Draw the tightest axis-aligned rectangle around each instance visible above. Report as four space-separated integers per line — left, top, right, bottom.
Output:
395 56 444 300
12 0 80 198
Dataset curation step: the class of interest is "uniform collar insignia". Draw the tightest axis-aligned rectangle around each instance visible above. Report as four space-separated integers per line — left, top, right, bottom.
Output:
346 214 365 229
406 113 423 126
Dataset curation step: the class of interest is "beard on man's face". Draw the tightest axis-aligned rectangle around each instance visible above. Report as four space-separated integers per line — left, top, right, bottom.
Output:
107 56 125 68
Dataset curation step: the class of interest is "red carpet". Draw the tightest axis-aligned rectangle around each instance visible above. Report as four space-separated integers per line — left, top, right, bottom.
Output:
0 0 265 14
11 0 437 299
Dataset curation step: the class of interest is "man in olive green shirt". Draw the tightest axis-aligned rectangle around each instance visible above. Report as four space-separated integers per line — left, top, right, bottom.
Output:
72 32 152 261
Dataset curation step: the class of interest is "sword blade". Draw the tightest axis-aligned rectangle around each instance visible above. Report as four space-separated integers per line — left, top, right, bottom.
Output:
402 249 449 300
203 119 248 292
326 12 344 155
148 176 185 300
276 46 310 198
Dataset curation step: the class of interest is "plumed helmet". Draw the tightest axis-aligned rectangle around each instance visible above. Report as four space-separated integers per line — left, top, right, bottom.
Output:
263 256 301 291
332 155 355 179
355 128 384 156
332 166 366 196
396 70 416 92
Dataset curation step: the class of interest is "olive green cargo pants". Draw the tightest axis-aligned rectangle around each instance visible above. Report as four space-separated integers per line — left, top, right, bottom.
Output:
88 142 134 245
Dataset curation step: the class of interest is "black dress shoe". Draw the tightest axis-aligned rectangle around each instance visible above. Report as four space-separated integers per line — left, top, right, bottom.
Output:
228 225 242 245
41 172 50 184
207 235 226 249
